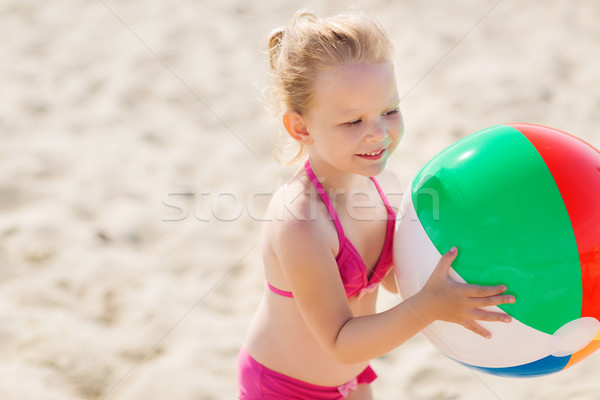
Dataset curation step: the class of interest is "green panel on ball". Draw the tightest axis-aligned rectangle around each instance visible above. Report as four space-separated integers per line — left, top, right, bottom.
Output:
411 125 582 335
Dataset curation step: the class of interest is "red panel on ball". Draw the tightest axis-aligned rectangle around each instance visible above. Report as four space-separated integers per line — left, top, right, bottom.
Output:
511 123 600 322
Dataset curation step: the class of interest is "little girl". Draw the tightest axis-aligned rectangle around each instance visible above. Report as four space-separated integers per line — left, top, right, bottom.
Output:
239 9 515 399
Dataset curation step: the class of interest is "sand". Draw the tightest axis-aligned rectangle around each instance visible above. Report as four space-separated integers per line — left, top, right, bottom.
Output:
1 0 599 399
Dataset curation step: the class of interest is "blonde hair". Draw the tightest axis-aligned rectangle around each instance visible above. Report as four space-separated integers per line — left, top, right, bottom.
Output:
265 9 394 164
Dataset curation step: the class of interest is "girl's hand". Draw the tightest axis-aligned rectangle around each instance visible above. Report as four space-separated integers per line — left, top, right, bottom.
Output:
418 247 515 339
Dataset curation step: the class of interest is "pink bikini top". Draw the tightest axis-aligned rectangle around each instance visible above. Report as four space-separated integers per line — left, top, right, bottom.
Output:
267 160 396 299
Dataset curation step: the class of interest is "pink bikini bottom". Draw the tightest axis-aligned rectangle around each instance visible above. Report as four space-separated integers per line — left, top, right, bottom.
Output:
238 347 377 399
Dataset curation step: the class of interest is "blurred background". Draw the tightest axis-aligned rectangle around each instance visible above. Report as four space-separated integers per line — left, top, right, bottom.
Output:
0 0 599 399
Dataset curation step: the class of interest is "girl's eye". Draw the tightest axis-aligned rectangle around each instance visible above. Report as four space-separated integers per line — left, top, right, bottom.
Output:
384 108 399 116
345 118 362 127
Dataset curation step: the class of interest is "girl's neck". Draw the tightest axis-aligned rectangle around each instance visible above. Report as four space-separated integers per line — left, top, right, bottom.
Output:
306 157 370 194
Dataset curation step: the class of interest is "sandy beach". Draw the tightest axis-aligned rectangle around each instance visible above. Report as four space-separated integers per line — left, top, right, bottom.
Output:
1 0 599 398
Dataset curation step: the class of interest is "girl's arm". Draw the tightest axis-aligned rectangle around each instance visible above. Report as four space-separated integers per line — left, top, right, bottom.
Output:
275 219 514 365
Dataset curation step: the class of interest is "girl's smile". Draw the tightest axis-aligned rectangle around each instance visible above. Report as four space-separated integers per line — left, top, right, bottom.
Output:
355 147 387 160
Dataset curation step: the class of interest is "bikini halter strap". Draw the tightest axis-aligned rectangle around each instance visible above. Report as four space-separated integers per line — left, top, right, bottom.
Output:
303 160 346 241
304 159 396 224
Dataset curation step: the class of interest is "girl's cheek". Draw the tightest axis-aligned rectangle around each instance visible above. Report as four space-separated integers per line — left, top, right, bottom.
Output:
392 121 404 141
335 129 361 149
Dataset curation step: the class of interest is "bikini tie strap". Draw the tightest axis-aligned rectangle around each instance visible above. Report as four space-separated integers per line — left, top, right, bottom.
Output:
337 377 358 398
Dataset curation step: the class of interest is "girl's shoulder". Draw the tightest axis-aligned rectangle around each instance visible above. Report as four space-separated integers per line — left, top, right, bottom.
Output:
268 171 318 221
263 172 334 252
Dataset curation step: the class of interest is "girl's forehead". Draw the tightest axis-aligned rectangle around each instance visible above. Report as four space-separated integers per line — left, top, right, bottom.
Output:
312 63 398 113
318 63 393 86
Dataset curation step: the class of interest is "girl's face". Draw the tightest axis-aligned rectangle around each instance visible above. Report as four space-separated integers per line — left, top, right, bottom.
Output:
304 62 404 177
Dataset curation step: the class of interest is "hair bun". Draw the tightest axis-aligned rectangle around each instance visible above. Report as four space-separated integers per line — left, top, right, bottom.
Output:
267 27 285 70
291 10 318 24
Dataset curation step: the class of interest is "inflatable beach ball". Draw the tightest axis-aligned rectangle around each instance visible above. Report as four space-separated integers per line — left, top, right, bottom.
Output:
393 124 600 377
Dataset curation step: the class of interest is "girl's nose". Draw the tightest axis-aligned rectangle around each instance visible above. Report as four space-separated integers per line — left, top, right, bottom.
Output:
365 118 387 142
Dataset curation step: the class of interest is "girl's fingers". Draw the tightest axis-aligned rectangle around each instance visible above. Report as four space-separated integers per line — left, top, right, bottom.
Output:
434 247 458 276
463 321 492 339
470 308 512 323
471 294 516 308
464 284 508 297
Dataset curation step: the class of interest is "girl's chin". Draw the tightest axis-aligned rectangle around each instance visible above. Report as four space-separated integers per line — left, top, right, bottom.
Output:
354 159 388 176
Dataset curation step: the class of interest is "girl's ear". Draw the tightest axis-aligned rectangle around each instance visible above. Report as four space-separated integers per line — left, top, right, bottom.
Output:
282 110 314 145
